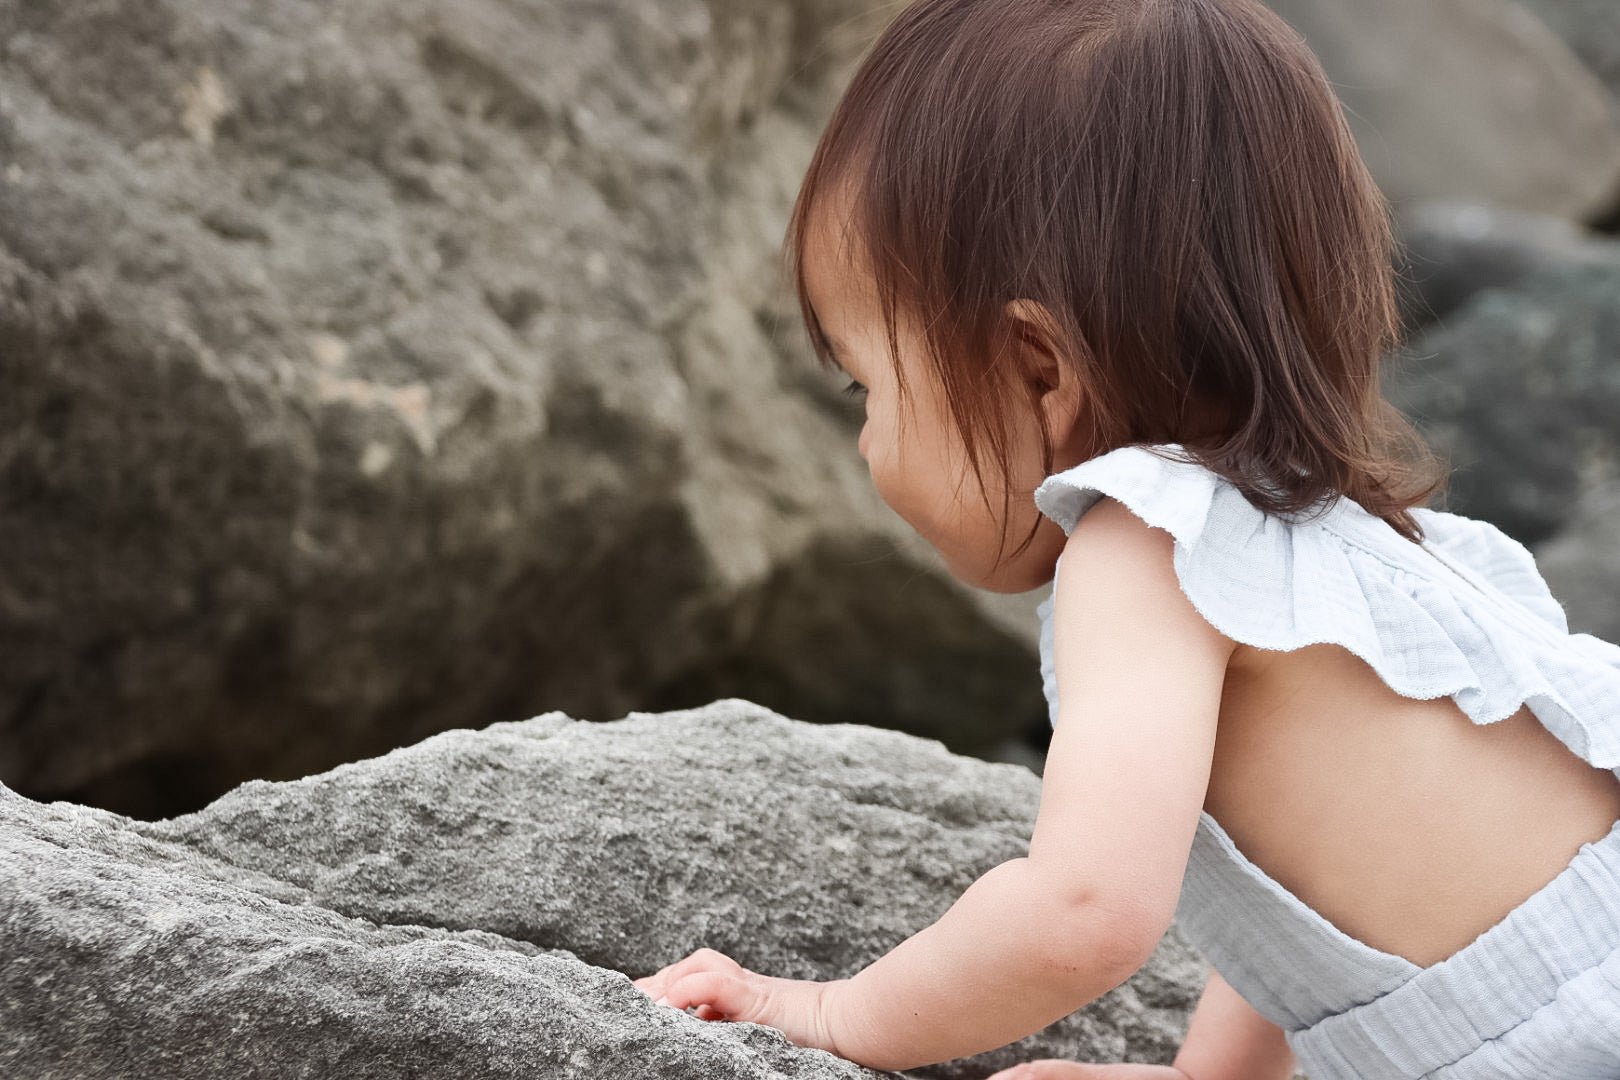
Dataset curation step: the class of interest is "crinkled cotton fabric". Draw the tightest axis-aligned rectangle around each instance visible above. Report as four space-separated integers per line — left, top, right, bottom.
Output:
1034 445 1620 1080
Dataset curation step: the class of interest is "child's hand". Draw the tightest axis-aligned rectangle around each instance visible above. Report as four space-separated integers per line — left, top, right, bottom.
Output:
634 948 849 1054
988 1063 1192 1080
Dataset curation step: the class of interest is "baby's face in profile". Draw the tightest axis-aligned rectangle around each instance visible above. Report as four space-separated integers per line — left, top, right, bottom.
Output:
799 207 1067 594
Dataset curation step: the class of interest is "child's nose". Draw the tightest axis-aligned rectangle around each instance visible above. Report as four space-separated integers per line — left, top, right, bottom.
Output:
857 423 870 460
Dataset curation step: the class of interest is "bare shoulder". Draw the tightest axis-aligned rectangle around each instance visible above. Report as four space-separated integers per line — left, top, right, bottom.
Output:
1067 495 1166 547
1058 496 1233 654
1060 497 1175 585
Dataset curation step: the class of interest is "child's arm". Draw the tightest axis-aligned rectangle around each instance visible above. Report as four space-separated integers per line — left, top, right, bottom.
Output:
638 500 1232 1070
1172 969 1296 1080
970 974 1292 1080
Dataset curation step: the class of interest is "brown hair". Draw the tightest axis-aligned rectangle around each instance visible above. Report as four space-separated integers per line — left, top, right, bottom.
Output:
789 0 1443 543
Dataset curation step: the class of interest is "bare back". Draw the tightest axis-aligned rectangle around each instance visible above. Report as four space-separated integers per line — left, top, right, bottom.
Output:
1206 641 1620 967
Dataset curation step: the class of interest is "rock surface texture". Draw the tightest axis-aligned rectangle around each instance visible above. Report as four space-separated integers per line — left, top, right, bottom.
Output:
1518 0 1620 105
1387 257 1620 547
1537 480 1620 644
0 701 1204 1079
1262 0 1620 218
1394 200 1620 332
0 0 1046 817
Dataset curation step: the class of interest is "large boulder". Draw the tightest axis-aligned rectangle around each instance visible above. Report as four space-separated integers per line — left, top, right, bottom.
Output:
1516 0 1620 104
0 700 1206 1078
0 0 1047 818
1536 476 1620 644
1261 0 1620 218
1394 200 1620 332
1385 259 1620 545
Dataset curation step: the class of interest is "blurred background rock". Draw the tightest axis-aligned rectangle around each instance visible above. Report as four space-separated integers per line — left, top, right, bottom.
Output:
1 0 1617 819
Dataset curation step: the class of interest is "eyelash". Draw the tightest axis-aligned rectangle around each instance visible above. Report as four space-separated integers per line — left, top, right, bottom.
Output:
842 379 867 399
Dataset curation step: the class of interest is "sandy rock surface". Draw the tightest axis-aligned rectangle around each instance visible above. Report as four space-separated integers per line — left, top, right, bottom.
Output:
0 700 1205 1079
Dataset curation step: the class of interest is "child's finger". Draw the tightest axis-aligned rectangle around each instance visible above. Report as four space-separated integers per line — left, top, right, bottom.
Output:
658 968 758 1022
987 1065 1192 1080
634 948 745 1004
632 966 675 997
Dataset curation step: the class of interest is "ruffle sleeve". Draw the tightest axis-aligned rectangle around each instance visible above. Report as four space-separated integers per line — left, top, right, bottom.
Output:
1033 445 1620 770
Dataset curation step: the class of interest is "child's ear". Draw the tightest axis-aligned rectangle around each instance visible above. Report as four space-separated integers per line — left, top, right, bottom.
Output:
1004 298 1085 443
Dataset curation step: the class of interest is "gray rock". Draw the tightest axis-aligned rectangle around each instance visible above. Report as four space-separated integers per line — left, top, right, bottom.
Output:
0 0 1045 818
1386 261 1620 545
1395 201 1620 332
0 700 1205 1079
1517 0 1620 105
1536 475 1620 644
1261 0 1620 217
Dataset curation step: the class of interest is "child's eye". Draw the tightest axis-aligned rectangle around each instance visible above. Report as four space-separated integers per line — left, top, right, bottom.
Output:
842 379 867 399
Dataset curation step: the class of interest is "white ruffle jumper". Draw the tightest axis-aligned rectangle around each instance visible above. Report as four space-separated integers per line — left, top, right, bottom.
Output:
1033 445 1620 1080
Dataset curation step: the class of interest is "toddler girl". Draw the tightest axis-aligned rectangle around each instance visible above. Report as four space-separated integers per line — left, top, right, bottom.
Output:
636 0 1620 1076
